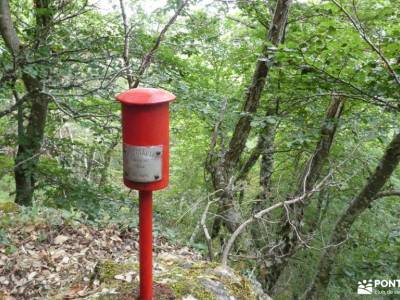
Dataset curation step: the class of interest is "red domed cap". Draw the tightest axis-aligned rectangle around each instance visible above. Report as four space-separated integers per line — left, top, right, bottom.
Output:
116 88 176 105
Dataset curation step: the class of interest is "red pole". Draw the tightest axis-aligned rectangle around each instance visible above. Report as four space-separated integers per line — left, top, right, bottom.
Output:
139 190 153 300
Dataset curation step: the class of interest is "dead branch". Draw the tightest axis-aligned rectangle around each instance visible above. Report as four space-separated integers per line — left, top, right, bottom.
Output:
221 171 332 266
176 189 223 226
305 131 400 299
200 199 217 261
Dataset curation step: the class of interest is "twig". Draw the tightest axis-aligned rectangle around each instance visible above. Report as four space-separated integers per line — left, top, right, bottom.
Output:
132 0 189 87
0 94 27 119
200 199 219 261
221 172 332 266
330 0 400 86
374 190 400 199
119 0 134 88
175 189 223 225
189 222 201 245
226 16 256 29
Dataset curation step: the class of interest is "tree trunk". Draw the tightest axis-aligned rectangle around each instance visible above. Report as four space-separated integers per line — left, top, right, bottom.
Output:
99 137 119 186
250 114 277 248
264 96 345 293
0 0 20 55
235 101 278 249
1 0 53 206
14 75 50 205
209 0 293 237
304 131 400 299
256 101 279 210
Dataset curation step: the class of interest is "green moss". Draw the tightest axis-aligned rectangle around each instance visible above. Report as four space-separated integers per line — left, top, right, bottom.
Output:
161 263 214 299
218 274 255 300
96 260 139 298
98 260 138 282
0 202 18 213
95 259 257 300
171 279 214 300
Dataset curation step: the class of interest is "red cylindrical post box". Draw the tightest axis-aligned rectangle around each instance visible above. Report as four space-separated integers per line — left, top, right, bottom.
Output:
116 88 176 191
116 87 176 300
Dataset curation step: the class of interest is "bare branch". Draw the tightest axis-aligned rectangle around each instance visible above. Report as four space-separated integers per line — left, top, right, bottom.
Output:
221 171 333 266
200 199 217 261
52 0 90 25
305 131 400 299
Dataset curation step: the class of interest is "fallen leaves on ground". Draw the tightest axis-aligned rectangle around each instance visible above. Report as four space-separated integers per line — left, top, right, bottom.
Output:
0 220 200 300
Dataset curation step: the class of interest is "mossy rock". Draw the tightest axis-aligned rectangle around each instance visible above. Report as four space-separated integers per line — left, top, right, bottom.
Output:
91 254 270 300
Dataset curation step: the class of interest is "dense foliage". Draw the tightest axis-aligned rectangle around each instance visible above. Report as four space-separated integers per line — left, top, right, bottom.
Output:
1 0 399 299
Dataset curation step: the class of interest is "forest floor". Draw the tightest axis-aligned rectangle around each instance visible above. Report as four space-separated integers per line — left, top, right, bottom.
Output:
0 208 201 300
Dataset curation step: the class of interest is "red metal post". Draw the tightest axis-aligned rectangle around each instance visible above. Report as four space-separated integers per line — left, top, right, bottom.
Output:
116 89 176 300
139 190 153 300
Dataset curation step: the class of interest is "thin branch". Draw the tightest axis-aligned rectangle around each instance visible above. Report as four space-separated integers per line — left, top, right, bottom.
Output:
374 190 400 199
226 16 257 29
331 0 400 86
119 0 134 88
0 94 27 118
221 171 332 266
132 0 189 88
175 189 223 225
305 62 398 110
200 199 218 261
52 0 90 25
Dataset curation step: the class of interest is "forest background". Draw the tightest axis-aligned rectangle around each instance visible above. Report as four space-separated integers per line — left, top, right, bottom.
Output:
1 0 399 299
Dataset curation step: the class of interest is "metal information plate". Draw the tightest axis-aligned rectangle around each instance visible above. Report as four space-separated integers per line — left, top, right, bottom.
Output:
123 145 163 183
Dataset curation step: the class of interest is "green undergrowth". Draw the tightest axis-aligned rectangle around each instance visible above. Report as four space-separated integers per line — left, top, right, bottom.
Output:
0 204 84 229
0 202 19 213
